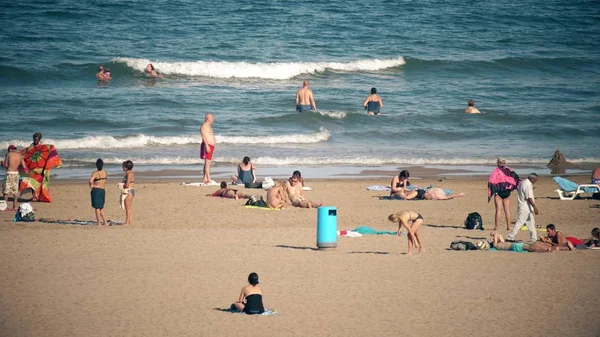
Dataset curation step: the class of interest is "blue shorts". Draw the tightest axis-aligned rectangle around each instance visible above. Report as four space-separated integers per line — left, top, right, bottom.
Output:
297 104 313 112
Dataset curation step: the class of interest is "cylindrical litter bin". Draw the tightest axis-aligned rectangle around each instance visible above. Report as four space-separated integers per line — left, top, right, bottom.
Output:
317 206 337 249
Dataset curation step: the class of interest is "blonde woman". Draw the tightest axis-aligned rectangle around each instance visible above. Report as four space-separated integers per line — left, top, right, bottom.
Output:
267 180 289 209
388 210 424 255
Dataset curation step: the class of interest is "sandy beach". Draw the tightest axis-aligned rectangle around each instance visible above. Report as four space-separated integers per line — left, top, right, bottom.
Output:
1 174 599 337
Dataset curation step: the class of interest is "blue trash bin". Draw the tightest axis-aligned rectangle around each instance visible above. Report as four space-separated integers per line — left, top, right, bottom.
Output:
317 206 337 249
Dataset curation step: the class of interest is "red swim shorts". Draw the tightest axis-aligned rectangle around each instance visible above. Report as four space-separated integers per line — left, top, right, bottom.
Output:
200 142 214 160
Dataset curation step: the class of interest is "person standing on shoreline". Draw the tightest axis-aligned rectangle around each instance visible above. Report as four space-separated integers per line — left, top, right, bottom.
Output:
200 113 215 184
296 80 317 112
507 173 539 242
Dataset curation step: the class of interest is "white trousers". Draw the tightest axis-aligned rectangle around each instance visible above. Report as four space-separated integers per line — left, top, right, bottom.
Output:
508 208 536 242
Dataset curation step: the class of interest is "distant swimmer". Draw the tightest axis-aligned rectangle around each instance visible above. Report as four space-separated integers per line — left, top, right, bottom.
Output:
295 80 317 112
96 65 111 81
465 99 481 114
363 87 383 116
145 63 163 78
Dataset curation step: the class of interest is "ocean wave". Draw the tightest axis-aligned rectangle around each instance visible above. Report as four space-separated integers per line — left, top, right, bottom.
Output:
0 128 330 149
62 156 600 167
111 57 406 80
314 110 347 119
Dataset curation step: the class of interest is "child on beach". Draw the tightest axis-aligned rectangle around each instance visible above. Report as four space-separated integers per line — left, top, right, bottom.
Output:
388 210 424 255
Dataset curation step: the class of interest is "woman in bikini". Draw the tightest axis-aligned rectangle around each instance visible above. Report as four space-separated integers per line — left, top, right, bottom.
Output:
267 180 289 209
388 210 425 255
390 170 419 200
89 158 108 226
207 181 252 200
122 160 135 225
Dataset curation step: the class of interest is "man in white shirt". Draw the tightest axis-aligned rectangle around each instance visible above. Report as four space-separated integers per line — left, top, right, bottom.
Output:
507 173 539 242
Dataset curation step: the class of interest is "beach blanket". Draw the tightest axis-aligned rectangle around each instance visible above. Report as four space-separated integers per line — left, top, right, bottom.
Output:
378 196 420 201
339 226 398 236
220 307 278 316
243 205 279 211
553 177 597 194
181 181 219 187
366 185 391 191
488 166 520 202
37 218 123 226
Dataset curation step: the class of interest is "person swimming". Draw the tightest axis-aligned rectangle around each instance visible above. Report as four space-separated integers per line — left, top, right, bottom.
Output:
363 87 383 116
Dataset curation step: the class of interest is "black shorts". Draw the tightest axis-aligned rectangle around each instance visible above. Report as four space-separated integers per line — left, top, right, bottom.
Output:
496 190 511 199
416 189 426 199
416 214 423 221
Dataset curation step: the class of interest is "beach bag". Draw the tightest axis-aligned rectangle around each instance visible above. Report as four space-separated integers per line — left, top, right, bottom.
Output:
465 212 483 230
0 200 6 211
245 195 268 208
450 241 477 251
262 177 275 190
14 203 35 222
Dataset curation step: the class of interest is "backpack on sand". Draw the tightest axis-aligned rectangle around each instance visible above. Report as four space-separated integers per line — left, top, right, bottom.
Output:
450 241 478 251
464 212 483 230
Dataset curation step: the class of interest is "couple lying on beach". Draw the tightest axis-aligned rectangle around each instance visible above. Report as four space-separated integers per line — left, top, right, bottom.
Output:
390 170 465 200
207 172 323 209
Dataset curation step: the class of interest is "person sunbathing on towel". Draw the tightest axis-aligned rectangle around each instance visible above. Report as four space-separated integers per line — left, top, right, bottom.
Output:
422 188 465 200
539 224 575 251
489 232 562 252
207 182 252 200
584 227 600 248
285 173 323 208
267 180 290 209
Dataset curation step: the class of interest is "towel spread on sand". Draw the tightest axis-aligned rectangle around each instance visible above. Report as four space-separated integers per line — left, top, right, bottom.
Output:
37 218 123 226
181 181 220 187
366 185 391 191
243 205 280 211
339 226 398 236
488 166 520 202
224 308 278 316
378 196 420 201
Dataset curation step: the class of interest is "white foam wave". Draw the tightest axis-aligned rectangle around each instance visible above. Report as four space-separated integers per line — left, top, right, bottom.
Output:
112 57 406 80
315 110 347 119
62 156 600 167
0 129 330 150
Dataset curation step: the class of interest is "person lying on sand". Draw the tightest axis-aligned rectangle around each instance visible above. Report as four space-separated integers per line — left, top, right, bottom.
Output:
388 210 424 255
584 227 600 248
421 188 465 200
489 232 566 252
539 224 575 251
267 180 290 209
207 182 252 200
285 173 323 208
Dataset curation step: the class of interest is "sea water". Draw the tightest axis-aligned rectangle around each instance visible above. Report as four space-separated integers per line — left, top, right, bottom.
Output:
1 0 598 178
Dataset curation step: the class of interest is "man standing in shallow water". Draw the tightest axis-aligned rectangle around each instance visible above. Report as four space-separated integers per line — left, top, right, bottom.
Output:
296 80 317 112
200 113 215 184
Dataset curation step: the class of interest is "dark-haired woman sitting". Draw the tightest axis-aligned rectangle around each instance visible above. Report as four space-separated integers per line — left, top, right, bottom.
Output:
232 272 265 315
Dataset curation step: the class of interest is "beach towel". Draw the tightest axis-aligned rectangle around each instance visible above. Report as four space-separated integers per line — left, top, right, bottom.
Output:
220 306 277 316
488 166 520 202
338 230 363 237
353 226 398 235
37 218 123 225
378 196 420 201
243 205 280 211
553 177 597 194
180 181 219 187
366 185 391 191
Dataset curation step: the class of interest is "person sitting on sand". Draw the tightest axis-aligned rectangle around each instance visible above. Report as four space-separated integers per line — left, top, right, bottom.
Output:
207 181 252 200
232 272 265 315
267 180 289 209
421 188 466 200
390 170 419 200
388 210 424 255
489 232 559 252
285 173 323 208
231 156 256 185
584 227 600 248
539 224 575 251
465 99 480 114
292 170 305 187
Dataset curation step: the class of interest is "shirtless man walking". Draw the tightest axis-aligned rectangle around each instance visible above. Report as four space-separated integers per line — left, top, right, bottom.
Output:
1 145 28 211
296 80 317 112
200 113 215 184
